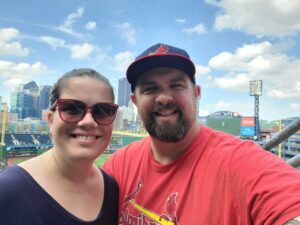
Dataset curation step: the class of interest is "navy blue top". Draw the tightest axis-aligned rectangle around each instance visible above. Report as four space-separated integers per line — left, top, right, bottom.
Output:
0 166 118 225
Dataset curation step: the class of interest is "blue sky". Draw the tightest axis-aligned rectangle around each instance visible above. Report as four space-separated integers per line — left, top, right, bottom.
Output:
0 0 299 121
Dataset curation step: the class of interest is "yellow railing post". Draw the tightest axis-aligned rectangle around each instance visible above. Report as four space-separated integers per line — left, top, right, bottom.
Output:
0 105 8 158
278 119 282 158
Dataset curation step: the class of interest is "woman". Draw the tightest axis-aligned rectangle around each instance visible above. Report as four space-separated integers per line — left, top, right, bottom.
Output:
0 68 119 224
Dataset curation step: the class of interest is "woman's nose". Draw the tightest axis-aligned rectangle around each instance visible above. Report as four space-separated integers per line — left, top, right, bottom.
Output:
77 110 98 127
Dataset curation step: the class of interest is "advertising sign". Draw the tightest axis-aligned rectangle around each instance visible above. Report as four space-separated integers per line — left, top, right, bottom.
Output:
241 117 255 126
208 111 233 118
241 126 255 136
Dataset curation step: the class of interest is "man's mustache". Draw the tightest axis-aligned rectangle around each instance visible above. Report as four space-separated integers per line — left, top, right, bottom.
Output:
153 102 180 112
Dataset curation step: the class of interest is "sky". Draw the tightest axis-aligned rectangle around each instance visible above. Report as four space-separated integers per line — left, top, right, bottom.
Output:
0 0 299 121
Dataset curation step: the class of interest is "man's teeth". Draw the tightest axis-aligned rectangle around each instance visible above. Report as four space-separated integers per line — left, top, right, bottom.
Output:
157 110 175 116
75 136 97 140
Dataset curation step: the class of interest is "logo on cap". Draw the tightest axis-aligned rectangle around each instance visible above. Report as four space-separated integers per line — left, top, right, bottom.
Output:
149 44 169 56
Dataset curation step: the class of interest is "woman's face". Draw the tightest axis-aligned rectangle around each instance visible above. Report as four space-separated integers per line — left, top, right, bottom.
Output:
47 76 115 163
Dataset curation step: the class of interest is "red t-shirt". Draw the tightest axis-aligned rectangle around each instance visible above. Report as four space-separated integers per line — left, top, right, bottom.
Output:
103 125 300 225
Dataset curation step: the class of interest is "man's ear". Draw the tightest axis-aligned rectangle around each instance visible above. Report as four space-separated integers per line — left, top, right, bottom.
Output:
131 93 137 106
194 84 201 99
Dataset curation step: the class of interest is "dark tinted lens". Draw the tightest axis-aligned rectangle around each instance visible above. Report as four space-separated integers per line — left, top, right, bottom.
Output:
59 100 85 122
92 103 117 124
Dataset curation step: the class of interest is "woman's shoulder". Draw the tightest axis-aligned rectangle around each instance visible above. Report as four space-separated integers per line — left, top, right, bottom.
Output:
101 168 118 189
0 166 31 198
0 165 23 182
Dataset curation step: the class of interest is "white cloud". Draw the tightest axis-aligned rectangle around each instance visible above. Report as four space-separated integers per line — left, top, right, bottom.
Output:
201 99 254 117
235 41 275 60
0 60 47 89
209 52 234 69
208 42 277 70
213 101 230 111
175 18 187 24
290 103 300 110
199 109 209 117
39 36 66 49
116 22 137 45
85 21 96 30
70 43 94 59
0 41 29 57
113 51 135 72
205 41 300 98
182 23 206 35
195 64 210 77
0 28 29 56
56 7 85 39
0 27 20 42
213 73 249 91
210 0 300 37
39 36 94 59
3 77 23 89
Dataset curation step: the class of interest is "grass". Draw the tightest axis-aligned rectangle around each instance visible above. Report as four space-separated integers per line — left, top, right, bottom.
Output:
94 153 111 167
14 158 28 164
9 153 111 168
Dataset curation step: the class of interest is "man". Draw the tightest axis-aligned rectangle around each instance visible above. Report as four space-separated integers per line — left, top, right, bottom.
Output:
103 43 300 225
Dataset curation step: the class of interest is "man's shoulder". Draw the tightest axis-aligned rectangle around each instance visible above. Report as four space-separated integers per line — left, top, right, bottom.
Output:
115 136 150 155
104 137 150 167
103 137 150 175
200 125 243 147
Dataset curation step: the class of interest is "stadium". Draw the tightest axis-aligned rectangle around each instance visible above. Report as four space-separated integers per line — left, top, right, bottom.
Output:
0 131 146 166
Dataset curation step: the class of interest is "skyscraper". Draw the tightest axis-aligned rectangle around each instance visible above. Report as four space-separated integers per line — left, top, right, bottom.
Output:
118 77 131 107
10 91 35 119
24 81 39 118
10 81 40 119
38 85 52 119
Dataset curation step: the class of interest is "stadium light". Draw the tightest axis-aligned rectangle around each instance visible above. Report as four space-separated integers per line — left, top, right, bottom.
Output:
250 80 262 96
250 80 263 140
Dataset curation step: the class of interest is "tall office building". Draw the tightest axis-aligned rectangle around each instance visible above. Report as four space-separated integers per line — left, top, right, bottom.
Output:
38 85 52 119
10 81 40 119
118 77 131 107
24 81 39 118
10 91 35 119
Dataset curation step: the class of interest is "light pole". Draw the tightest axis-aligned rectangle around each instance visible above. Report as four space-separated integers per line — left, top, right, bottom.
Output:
250 80 262 140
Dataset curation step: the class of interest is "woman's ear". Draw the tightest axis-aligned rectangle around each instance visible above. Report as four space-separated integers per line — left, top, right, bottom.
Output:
47 110 54 132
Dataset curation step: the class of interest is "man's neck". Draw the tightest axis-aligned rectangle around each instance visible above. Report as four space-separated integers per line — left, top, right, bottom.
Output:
150 121 200 164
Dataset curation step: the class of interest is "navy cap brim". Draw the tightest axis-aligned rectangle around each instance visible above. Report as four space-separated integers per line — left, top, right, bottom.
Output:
126 54 196 91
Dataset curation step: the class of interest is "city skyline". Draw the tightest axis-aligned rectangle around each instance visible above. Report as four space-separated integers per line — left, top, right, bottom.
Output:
118 77 131 107
0 1 300 121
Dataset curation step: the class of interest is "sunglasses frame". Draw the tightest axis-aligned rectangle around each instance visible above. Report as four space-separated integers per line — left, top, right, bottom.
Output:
51 98 118 125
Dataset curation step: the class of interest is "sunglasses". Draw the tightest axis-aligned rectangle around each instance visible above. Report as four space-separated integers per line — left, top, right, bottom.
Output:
51 99 118 125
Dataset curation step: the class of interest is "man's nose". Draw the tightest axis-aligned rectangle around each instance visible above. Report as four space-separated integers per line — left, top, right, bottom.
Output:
155 91 174 105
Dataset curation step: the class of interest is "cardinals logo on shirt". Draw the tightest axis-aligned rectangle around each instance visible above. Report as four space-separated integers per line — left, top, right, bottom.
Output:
120 179 179 225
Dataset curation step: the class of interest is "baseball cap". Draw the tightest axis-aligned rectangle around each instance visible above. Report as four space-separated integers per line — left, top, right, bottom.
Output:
126 43 196 91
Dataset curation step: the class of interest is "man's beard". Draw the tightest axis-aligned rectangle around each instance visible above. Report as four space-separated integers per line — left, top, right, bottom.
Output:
142 103 191 142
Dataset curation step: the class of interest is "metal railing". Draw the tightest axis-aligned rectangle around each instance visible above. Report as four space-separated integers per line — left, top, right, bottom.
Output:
262 117 300 168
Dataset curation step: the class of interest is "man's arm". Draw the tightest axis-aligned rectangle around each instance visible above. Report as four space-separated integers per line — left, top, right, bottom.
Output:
285 216 300 225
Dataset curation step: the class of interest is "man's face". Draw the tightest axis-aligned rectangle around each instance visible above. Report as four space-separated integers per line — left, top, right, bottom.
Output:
132 68 200 142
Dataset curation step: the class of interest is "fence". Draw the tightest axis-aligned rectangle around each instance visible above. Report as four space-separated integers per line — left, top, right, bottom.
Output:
262 117 300 168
